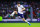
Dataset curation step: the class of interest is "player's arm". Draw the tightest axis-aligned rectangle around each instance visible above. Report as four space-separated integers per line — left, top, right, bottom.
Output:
21 5 25 11
22 8 25 11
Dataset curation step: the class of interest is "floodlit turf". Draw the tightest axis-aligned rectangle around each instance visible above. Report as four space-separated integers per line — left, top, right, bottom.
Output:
0 23 40 27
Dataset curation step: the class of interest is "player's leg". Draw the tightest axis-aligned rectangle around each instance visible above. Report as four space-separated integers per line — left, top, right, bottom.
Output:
22 18 31 25
10 11 17 16
20 14 31 25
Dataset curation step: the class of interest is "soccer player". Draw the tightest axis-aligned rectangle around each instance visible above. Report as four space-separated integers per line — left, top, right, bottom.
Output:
10 3 31 25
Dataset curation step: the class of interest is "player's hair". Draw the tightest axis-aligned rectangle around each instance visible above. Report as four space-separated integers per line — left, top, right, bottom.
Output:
17 3 20 4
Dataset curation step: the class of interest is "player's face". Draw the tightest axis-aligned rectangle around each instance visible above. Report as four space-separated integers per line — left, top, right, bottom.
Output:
17 4 20 6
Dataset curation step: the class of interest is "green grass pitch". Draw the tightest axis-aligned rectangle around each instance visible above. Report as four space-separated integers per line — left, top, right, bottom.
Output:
0 23 40 27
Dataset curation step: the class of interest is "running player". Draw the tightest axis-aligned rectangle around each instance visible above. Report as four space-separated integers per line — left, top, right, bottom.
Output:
10 3 31 25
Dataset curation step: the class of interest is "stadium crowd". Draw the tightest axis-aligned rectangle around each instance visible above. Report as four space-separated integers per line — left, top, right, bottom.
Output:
0 1 40 19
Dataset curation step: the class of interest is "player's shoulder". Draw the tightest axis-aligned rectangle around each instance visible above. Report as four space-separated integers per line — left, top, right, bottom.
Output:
20 5 23 6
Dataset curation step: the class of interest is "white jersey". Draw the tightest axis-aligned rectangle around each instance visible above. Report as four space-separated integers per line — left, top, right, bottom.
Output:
17 5 24 14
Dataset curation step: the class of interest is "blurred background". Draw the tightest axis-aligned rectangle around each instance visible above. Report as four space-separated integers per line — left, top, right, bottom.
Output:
0 0 40 22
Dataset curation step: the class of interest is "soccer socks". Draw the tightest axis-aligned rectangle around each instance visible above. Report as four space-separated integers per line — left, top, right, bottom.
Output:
25 20 31 25
10 11 15 16
25 20 29 23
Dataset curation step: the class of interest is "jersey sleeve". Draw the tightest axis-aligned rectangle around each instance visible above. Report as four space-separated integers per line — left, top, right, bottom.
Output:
21 5 24 8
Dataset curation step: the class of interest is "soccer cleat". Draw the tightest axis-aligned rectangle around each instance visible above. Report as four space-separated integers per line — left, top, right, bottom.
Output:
29 23 31 26
28 23 31 26
8 14 11 17
9 14 13 17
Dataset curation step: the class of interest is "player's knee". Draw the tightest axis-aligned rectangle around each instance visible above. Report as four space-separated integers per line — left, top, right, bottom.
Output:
14 11 17 14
